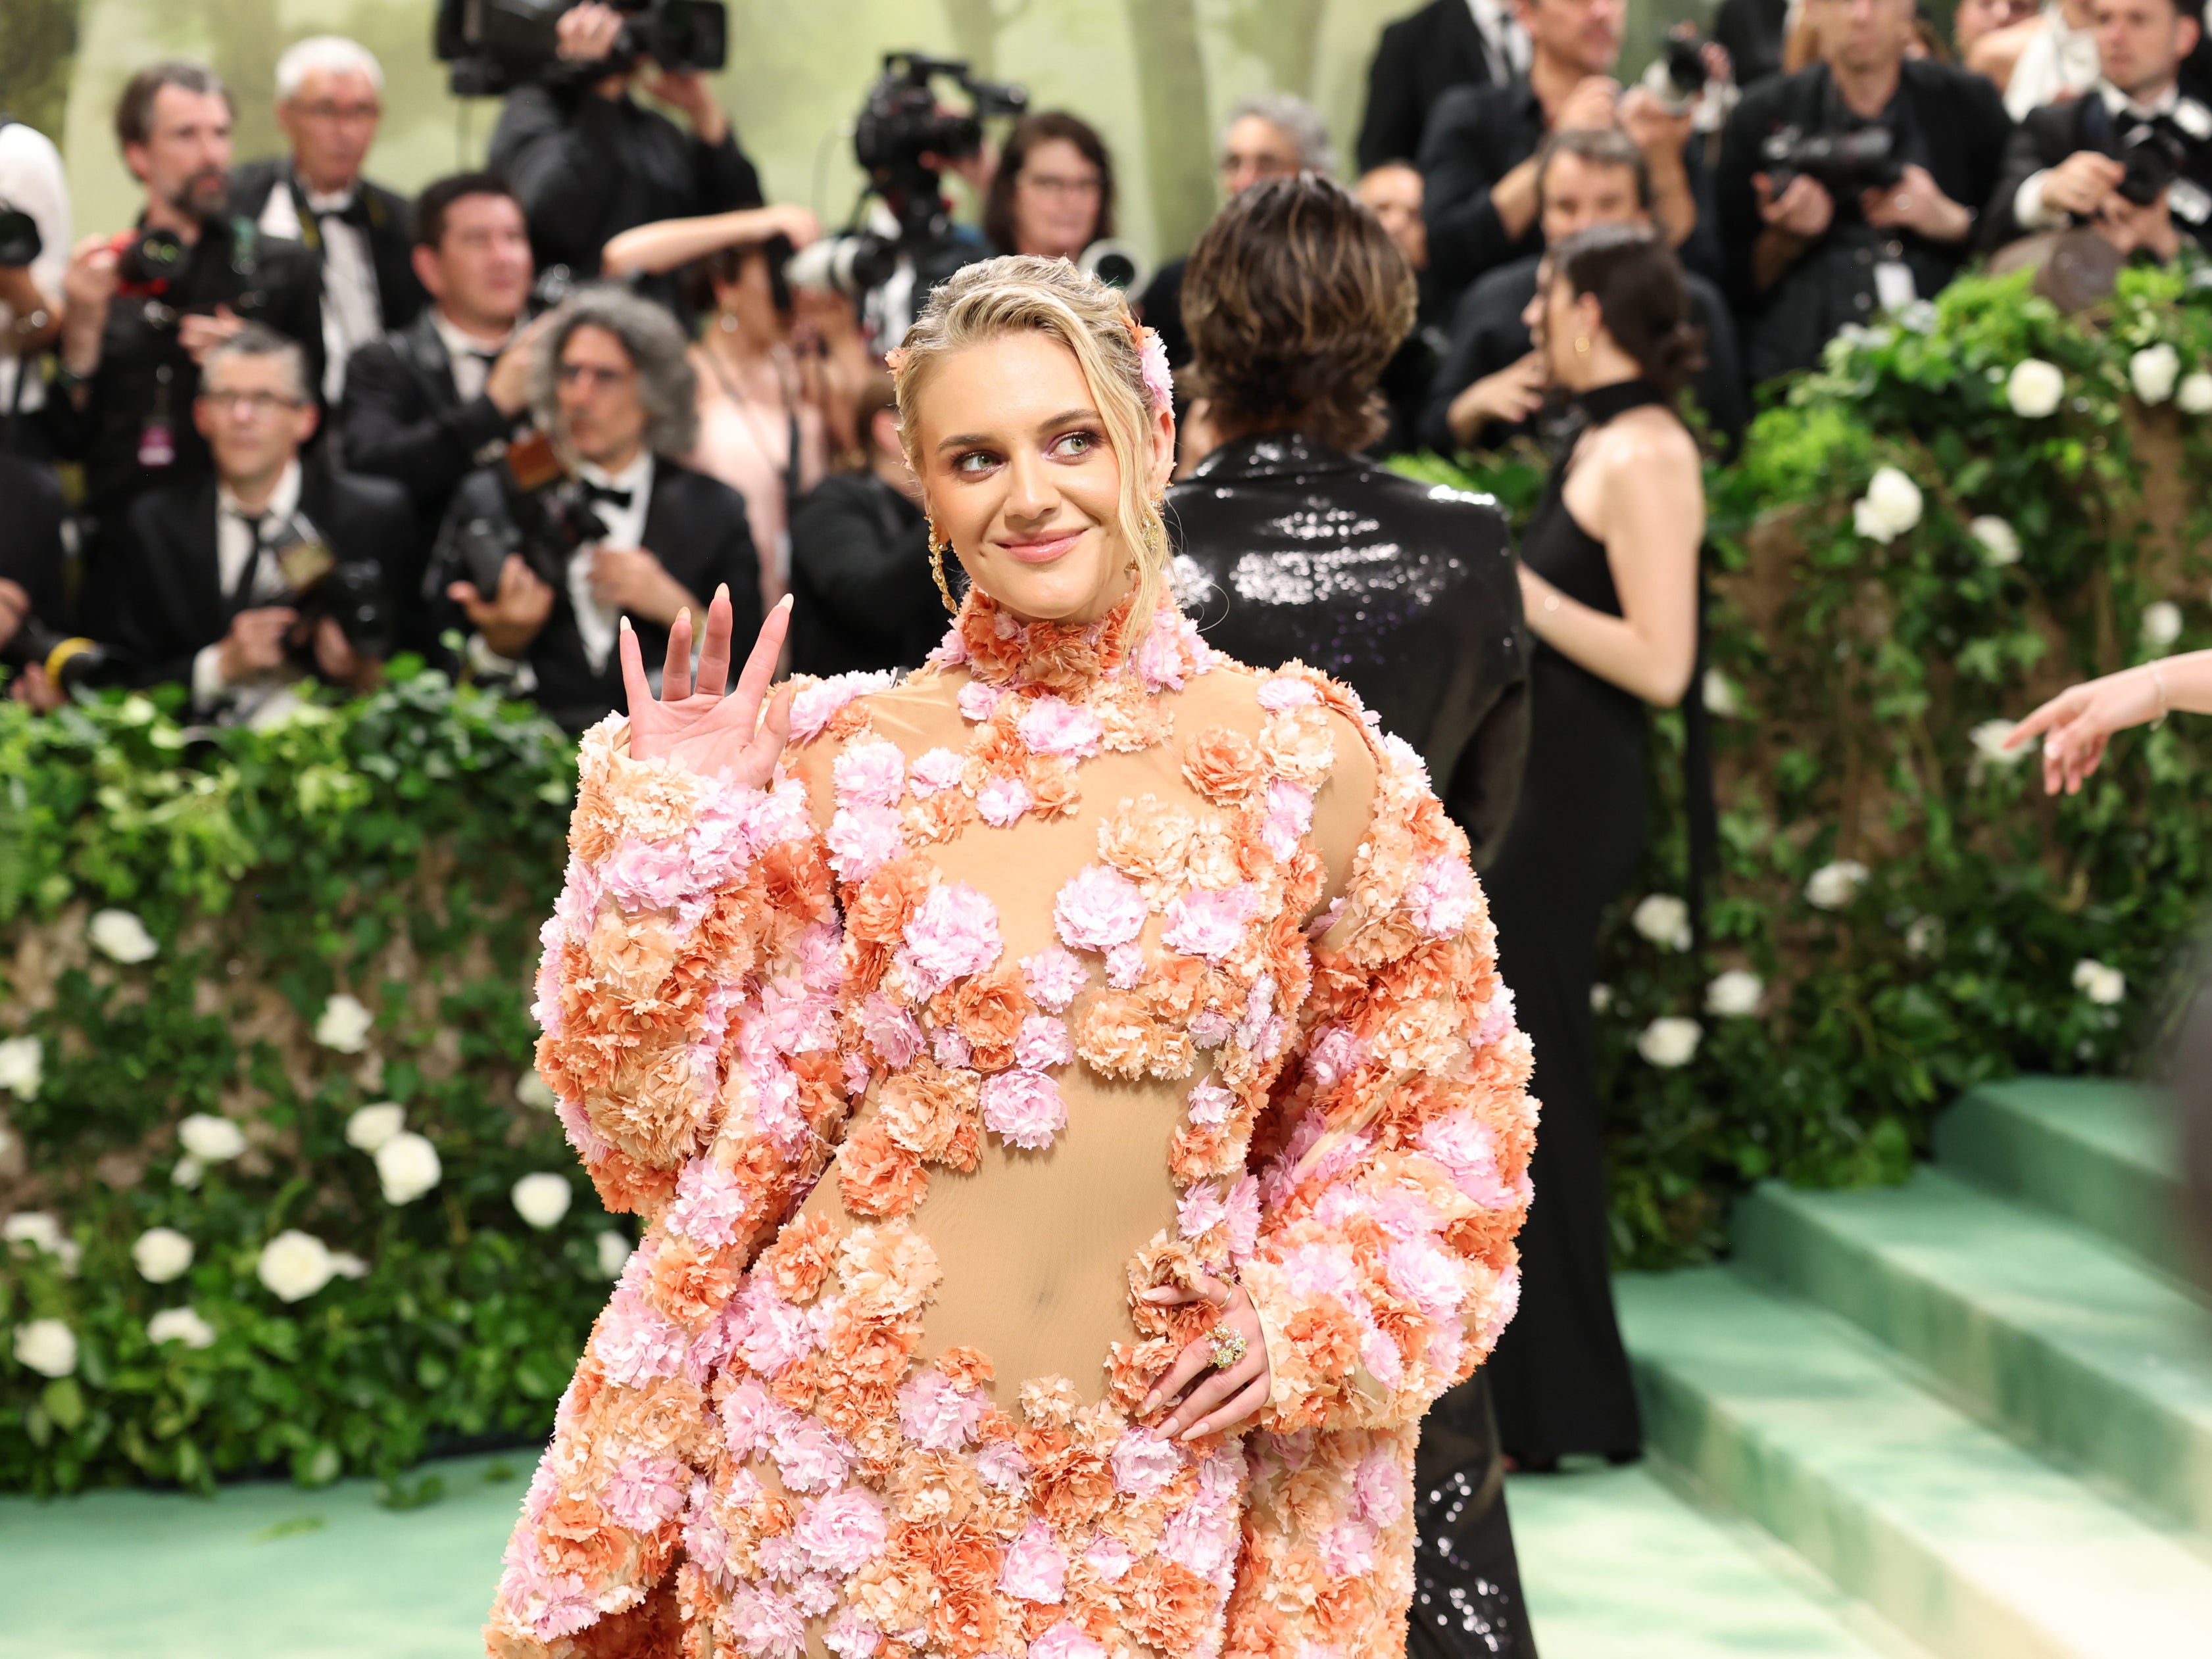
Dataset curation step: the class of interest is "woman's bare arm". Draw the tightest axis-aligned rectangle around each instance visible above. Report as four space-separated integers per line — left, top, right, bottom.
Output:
600 203 822 278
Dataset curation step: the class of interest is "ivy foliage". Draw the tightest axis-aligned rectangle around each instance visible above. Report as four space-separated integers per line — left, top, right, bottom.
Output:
1402 266 2212 1266
0 670 620 1496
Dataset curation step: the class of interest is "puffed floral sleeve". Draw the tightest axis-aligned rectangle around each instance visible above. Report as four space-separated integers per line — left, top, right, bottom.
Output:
488 715 849 1656
1240 718 1536 1437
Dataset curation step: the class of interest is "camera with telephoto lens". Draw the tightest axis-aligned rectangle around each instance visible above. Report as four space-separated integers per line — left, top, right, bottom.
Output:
259 522 395 673
1760 122 1903 197
2117 123 2186 208
0 201 41 268
430 428 610 603
109 226 186 297
1649 33 1711 117
1 615 131 696
434 0 725 97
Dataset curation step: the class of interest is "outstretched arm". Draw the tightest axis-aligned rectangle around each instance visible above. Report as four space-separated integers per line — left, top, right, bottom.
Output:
2007 649 2212 795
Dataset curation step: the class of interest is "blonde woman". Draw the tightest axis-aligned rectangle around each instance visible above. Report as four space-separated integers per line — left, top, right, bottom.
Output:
485 256 1534 1659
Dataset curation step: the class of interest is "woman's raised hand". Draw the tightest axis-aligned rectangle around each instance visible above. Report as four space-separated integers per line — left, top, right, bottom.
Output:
618 586 794 786
2005 665 2164 796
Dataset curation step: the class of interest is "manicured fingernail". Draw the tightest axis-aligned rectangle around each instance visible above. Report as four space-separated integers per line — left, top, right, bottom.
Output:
777 594 794 611
715 583 729 604
620 617 632 633
1139 1393 1156 1413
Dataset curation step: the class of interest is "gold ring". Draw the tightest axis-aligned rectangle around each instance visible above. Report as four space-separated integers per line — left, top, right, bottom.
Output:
1208 1322 1248 1370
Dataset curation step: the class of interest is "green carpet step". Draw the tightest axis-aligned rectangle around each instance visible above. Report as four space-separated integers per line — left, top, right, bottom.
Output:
1508 1461 1928 1658
1932 1078 2194 1284
1732 1170 2212 1537
1622 1268 2212 1659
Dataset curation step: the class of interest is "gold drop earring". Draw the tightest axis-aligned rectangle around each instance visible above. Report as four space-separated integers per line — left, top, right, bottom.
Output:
925 517 958 616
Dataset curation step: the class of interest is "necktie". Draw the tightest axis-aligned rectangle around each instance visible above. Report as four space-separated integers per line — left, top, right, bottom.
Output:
228 512 270 616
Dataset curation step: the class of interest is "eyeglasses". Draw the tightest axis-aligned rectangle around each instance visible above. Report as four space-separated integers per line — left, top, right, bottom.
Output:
201 389 304 416
1019 171 1103 199
295 101 382 124
556 362 635 391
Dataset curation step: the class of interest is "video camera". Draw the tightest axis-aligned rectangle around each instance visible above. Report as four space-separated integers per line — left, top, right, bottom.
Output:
1760 123 1903 198
435 0 726 98
430 429 610 602
787 53 1027 347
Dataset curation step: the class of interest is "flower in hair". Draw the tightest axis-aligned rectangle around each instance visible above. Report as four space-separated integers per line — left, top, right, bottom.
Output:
1123 311 1173 414
884 345 910 375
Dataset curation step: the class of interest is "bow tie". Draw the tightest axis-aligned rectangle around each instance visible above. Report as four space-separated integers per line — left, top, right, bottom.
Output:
304 191 372 231
581 479 634 510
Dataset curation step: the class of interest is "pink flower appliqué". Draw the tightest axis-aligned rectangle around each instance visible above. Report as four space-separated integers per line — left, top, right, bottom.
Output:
932 1024 972 1069
1162 884 1256 961
1133 321 1173 414
795 1486 889 1575
1029 1619 1108 1659
897 882 1003 998
909 746 965 796
1016 696 1104 758
597 1289 689 1387
604 1454 689 1531
1185 1078 1232 1126
998 1520 1068 1603
980 1068 1066 1151
789 671 894 744
858 993 925 1070
827 805 906 884
1105 942 1146 988
1256 674 1319 712
833 740 908 809
1054 865 1148 953
1407 854 1477 938
958 679 1006 722
1023 947 1089 1012
1082 1533 1135 1581
1014 1014 1073 1069
977 774 1035 827
823 1609 883 1659
1110 1427 1183 1497
667 1156 750 1248
898 1370 986 1449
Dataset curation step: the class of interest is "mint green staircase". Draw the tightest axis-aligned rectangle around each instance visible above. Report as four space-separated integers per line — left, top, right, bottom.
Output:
1623 1078 2212 1659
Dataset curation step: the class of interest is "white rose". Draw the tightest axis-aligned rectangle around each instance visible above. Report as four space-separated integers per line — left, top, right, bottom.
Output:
177 1113 246 1163
12 1317 77 1378
1970 719 2028 767
1636 1017 1704 1068
132 1226 195 1284
0 1035 43 1100
1905 917 1942 957
2071 957 2126 1005
1852 466 1923 543
3 1211 64 1255
257 1230 337 1302
597 1231 634 1280
1702 668 1742 717
2130 342 2181 405
1969 516 2021 567
147 1307 216 1349
87 908 159 965
515 1072 558 1111
314 993 374 1053
1804 859 1871 911
2142 600 2184 651
2006 358 2065 418
329 1251 370 1279
1631 894 1693 951
2180 371 2212 414
512 1172 574 1230
1589 983 1613 1014
1706 971 1765 1017
172 1157 203 1190
375 1131 442 1205
345 1102 406 1153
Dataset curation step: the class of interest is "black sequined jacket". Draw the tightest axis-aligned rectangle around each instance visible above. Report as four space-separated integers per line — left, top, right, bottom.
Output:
1167 432 1531 867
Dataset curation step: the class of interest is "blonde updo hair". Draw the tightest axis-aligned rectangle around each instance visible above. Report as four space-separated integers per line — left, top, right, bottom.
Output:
891 255 1173 631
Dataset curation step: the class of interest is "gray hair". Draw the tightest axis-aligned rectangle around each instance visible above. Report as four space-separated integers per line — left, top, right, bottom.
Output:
530 284 700 458
1222 93 1337 177
200 322 309 402
276 36 383 102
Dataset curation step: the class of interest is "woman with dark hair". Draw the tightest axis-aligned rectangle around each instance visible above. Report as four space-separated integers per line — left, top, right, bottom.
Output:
1482 223 1706 1470
981 110 1116 262
1171 174 1540 1659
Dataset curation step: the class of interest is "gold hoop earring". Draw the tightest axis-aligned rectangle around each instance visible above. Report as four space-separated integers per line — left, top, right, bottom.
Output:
1573 336 1592 357
926 519 958 616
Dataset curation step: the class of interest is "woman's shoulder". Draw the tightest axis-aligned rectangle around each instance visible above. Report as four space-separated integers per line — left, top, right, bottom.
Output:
1591 406 1703 473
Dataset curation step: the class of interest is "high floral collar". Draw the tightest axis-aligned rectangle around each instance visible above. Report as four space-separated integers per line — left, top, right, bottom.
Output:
941 589 1140 695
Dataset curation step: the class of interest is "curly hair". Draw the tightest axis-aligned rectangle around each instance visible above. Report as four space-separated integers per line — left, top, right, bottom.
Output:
891 255 1171 629
1182 175 1415 455
529 283 700 460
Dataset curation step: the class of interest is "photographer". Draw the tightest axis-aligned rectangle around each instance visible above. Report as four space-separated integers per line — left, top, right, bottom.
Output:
0 454 68 711
1422 128 1746 456
110 324 409 714
338 174 548 646
230 37 426 402
487 1 763 318
47 63 324 533
1717 0 2012 385
434 285 760 733
1417 0 1710 302
1985 0 2212 259
787 372 941 677
0 116 68 456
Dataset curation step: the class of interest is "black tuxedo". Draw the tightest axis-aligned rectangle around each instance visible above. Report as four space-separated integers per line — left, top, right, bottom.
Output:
338 309 530 645
110 460 417 691
0 452 66 638
228 160 428 335
1358 0 1505 172
1983 90 2212 251
435 456 762 733
1715 0 1791 93
787 471 943 678
1419 79 1549 298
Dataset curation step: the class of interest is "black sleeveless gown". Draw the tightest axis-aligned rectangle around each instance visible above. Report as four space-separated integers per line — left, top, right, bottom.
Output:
1481 381 1667 1464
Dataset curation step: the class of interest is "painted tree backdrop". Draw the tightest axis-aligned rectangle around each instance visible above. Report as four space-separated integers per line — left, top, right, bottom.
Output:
22 0 1708 267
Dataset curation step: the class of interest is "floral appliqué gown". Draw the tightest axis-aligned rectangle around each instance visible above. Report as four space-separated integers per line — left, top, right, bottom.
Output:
486 592 1535 1659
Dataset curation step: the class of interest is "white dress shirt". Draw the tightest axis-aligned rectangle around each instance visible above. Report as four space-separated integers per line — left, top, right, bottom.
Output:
191 459 312 708
257 178 381 403
431 309 515 406
1466 0 1532 82
570 452 655 674
0 121 70 416
2013 80 2198 231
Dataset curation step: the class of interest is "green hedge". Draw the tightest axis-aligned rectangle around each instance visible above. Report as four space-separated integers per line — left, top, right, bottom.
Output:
0 673 622 1496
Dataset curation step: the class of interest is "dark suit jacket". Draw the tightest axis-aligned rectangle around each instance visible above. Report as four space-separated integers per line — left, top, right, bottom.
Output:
1358 0 1502 172
787 471 945 679
111 460 417 690
338 309 529 642
1419 255 1748 454
228 160 428 333
1715 0 1790 94
1167 432 1530 864
0 452 66 639
435 456 762 733
1982 93 2212 251
1419 79 1549 298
